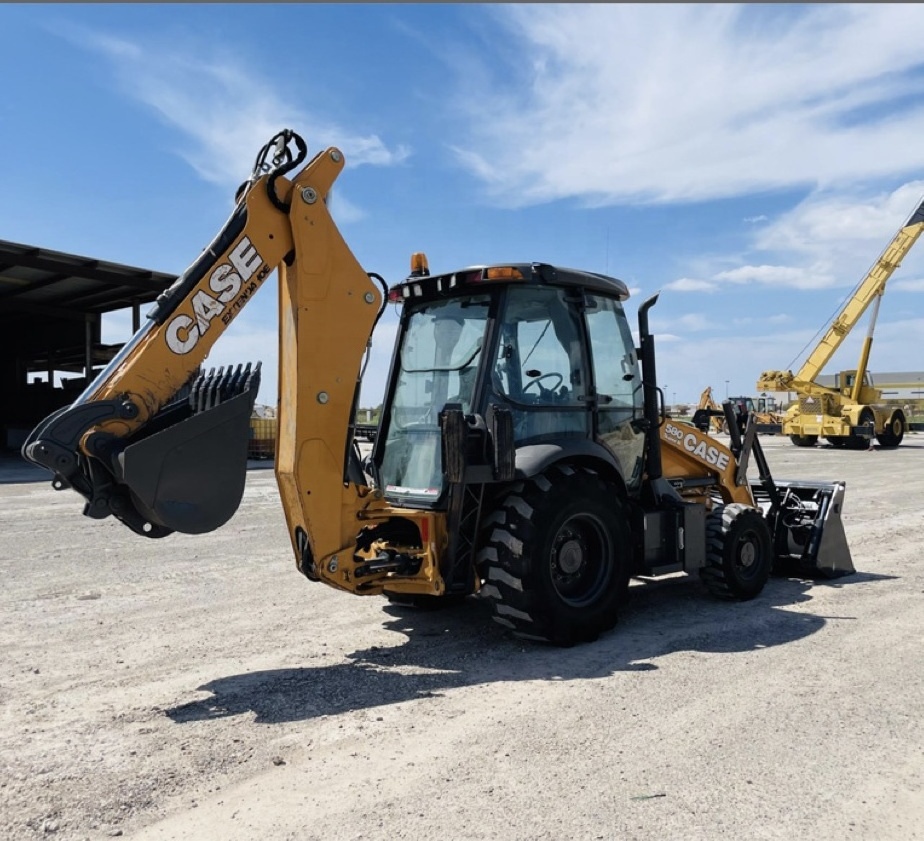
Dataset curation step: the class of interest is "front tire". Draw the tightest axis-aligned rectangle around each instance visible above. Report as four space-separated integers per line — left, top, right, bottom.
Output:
477 465 630 645
700 504 772 600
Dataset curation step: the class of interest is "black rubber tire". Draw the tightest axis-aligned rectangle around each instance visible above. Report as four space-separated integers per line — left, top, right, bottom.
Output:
876 410 905 449
700 504 773 600
790 434 818 448
848 407 876 450
477 465 630 646
827 436 848 448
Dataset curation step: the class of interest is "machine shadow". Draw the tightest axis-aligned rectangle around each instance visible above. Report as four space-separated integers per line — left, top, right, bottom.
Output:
166 569 889 726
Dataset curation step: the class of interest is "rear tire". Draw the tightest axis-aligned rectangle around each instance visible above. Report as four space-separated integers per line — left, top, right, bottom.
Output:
876 410 905 448
790 434 818 447
848 407 876 449
477 465 630 646
700 504 772 600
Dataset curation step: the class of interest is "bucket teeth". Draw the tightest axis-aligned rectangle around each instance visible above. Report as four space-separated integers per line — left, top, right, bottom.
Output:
189 361 261 413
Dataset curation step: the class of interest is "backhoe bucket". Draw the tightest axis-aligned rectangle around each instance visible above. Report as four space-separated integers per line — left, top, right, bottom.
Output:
116 388 256 535
765 479 854 579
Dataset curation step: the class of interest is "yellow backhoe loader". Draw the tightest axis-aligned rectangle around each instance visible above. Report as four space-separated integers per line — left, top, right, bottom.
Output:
693 386 725 434
693 388 782 435
757 198 924 449
23 130 854 645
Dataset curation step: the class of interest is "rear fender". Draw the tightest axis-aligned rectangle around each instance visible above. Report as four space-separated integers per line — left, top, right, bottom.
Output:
514 440 623 485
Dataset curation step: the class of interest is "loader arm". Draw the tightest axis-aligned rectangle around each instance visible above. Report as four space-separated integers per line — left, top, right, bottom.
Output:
22 131 393 579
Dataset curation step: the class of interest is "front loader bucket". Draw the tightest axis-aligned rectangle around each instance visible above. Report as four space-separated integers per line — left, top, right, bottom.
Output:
767 479 854 579
117 388 256 535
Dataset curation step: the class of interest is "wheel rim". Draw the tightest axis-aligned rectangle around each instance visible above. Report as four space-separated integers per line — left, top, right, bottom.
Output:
549 513 613 608
732 527 764 583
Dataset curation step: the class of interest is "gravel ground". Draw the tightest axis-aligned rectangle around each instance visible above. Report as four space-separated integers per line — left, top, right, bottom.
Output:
1 435 922 841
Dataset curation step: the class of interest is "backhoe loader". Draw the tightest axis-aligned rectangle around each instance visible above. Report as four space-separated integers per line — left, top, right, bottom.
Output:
23 130 854 645
693 387 782 435
693 386 726 434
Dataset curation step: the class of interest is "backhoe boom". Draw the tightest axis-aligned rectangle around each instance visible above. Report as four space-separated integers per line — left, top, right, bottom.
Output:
23 132 395 581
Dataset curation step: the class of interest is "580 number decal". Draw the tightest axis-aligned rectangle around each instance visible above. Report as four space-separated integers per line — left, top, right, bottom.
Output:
664 423 730 470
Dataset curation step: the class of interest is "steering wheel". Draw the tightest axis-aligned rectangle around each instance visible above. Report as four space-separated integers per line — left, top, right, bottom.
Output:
523 372 564 395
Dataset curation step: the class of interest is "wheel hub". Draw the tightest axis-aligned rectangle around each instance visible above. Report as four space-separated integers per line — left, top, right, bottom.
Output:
738 540 756 568
555 536 585 575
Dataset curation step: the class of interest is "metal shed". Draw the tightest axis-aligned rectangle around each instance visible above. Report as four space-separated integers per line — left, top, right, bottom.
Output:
0 239 175 450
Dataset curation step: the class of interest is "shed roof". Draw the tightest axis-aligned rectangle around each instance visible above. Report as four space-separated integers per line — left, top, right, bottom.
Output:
0 239 176 319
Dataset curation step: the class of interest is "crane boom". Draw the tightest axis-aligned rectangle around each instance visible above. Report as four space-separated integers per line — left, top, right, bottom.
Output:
793 199 924 383
756 195 924 449
757 197 924 395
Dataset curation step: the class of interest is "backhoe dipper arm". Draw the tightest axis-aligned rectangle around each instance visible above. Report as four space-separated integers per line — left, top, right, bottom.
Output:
23 131 386 561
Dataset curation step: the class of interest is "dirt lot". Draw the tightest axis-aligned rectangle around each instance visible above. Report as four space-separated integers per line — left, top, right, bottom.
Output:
2 435 923 841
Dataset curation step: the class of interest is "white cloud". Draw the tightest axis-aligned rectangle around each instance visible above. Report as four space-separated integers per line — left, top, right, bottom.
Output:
327 190 367 225
712 181 924 292
753 181 924 256
665 277 718 293
67 28 410 188
677 313 711 332
452 5 924 206
684 182 924 292
713 263 836 289
893 278 924 292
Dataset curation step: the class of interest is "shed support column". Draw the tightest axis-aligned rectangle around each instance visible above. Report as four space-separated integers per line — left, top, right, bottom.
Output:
84 313 98 382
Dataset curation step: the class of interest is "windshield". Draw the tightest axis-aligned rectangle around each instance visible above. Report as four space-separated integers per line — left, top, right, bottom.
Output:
378 294 491 503
391 296 490 423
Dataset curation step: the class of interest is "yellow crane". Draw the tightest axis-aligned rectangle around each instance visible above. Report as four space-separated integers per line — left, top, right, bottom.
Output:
756 197 924 449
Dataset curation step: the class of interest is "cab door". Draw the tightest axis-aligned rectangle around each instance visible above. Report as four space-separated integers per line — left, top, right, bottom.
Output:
584 294 645 490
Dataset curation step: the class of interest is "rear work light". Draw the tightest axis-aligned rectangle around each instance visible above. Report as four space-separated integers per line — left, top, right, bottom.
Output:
484 266 525 281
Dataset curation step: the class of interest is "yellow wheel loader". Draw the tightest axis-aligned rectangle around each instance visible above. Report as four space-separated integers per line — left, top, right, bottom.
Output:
23 130 854 646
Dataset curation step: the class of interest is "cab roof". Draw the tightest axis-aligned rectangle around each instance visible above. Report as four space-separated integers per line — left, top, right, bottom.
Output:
391 262 631 302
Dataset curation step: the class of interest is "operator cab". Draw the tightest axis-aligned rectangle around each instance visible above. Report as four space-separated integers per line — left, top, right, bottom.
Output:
834 370 873 393
373 256 646 507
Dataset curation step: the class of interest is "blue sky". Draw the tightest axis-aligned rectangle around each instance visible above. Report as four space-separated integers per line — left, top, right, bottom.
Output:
4 3 924 408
